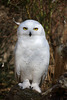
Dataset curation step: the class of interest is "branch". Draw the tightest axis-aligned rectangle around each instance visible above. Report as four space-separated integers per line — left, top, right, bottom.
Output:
42 84 59 96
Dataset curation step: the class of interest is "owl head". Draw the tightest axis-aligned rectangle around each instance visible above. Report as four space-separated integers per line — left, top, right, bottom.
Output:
16 20 46 39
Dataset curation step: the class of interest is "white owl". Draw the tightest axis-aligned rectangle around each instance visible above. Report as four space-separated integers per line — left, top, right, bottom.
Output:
14 20 50 93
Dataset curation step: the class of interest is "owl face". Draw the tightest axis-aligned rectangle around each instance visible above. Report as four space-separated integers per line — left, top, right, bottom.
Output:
17 20 45 38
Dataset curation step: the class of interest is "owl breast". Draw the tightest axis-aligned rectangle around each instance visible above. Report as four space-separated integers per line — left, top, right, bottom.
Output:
15 36 49 81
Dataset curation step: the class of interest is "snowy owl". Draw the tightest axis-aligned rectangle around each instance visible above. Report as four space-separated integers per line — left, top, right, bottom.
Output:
14 19 50 93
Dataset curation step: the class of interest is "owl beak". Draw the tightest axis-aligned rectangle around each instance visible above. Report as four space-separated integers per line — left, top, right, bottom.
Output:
29 32 32 37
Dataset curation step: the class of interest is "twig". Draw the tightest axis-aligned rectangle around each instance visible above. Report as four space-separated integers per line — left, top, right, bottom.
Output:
13 18 20 25
42 84 59 96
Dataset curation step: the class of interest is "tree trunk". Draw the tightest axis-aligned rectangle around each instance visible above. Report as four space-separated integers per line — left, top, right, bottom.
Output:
51 0 67 82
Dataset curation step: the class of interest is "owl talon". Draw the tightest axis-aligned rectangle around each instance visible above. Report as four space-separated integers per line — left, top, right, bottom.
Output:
29 86 33 90
31 83 41 93
18 79 30 89
20 86 23 89
29 86 31 89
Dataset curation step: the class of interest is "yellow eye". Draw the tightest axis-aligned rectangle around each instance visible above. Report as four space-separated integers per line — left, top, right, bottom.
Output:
33 28 38 31
23 27 28 30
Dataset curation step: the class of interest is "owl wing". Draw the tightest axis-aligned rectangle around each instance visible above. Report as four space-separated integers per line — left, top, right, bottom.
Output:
14 43 22 83
15 71 21 83
39 66 48 87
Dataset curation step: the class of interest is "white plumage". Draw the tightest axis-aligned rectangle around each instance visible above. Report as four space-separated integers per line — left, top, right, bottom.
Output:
14 20 50 93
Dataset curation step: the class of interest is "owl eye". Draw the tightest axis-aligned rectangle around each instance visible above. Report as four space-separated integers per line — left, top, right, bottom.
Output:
33 28 38 31
23 27 28 30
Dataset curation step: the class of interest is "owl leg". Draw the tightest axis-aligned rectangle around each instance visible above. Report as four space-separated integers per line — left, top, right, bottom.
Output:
31 71 42 93
18 79 30 89
31 83 41 93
